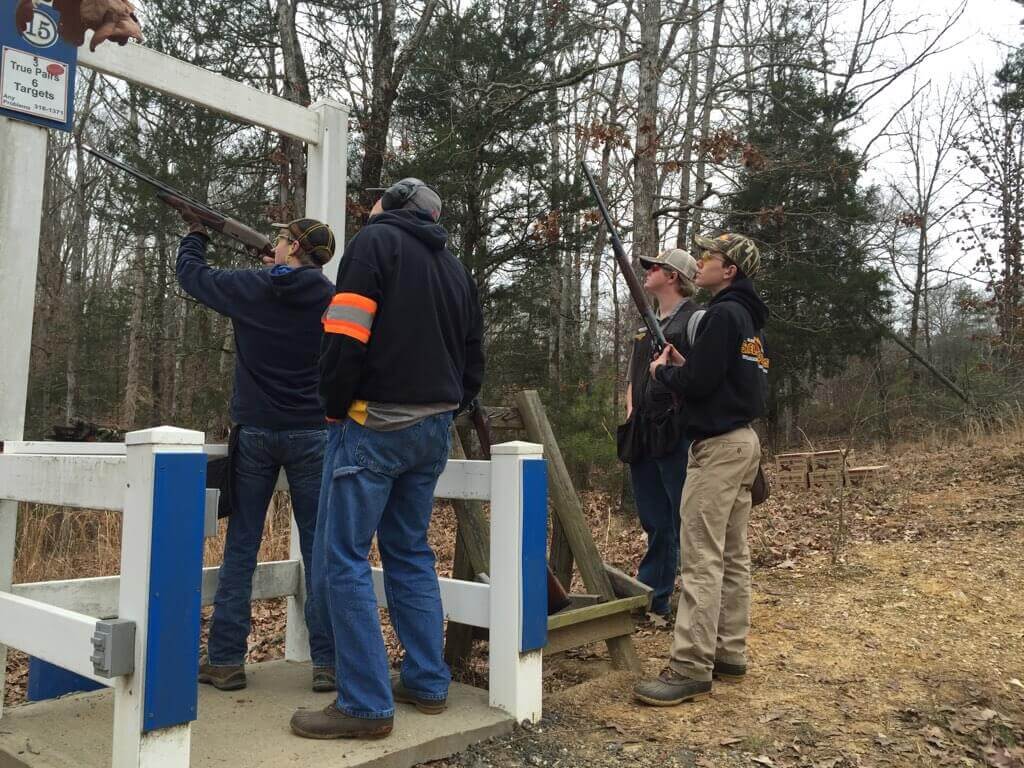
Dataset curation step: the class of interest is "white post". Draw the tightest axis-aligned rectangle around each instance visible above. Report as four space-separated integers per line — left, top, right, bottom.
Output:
284 510 310 663
113 427 205 768
0 115 49 718
488 441 546 724
305 99 349 285
285 97 348 663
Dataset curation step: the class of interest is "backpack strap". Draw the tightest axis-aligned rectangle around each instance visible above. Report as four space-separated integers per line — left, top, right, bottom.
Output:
686 309 707 348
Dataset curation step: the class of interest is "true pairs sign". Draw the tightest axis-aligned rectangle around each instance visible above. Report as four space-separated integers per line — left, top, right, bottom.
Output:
0 0 76 131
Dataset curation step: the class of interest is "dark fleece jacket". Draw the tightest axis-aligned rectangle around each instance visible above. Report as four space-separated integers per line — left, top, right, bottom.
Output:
318 209 484 420
655 277 769 439
176 233 334 429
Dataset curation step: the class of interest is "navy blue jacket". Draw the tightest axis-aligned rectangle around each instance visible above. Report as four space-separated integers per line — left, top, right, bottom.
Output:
318 210 484 420
176 233 335 429
655 277 769 439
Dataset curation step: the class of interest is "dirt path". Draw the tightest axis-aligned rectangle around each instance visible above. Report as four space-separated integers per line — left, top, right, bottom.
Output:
439 434 1024 768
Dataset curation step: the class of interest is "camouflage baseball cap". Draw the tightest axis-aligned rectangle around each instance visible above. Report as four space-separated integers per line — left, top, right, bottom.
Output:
639 248 698 280
694 232 761 278
271 218 336 266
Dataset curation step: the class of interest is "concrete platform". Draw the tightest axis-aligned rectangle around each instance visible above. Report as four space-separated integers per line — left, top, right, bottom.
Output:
0 660 514 768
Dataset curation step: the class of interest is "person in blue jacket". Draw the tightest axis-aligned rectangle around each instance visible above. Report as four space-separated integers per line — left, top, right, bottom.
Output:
175 215 337 694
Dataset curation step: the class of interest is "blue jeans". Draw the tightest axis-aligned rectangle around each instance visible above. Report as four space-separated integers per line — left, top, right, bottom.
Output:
313 413 453 720
208 426 333 668
629 437 690 616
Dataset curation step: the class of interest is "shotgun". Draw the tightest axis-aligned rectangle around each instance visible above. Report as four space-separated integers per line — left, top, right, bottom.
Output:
467 400 573 615
581 161 667 354
83 144 273 258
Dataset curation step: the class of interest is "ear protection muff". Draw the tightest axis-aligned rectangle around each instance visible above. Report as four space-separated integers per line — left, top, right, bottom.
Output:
381 179 425 211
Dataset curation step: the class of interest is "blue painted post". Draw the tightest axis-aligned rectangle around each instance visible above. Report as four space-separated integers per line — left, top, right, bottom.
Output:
113 427 206 768
26 657 103 701
488 441 546 723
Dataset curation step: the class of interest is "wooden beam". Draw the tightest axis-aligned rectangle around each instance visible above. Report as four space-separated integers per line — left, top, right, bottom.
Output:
448 429 490 575
443 533 476 670
453 405 524 432
546 595 649 631
514 390 614 598
604 563 653 603
515 389 642 673
549 516 574 589
544 612 634 657
77 41 322 144
443 427 490 670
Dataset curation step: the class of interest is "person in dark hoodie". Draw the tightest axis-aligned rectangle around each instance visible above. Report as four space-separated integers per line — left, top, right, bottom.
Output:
175 216 337 694
632 232 769 707
290 179 484 740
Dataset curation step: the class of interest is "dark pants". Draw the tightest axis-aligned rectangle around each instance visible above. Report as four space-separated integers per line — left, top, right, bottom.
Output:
629 437 690 616
207 425 334 668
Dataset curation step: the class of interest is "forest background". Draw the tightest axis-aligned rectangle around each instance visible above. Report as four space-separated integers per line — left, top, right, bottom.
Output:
25 0 1024 491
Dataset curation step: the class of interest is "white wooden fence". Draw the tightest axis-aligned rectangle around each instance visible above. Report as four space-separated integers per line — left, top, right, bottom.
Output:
0 427 547 768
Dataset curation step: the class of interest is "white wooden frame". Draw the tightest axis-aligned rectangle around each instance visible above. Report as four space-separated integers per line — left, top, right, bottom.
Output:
0 30 351 767
0 33 349 757
0 426 207 768
1 437 547 734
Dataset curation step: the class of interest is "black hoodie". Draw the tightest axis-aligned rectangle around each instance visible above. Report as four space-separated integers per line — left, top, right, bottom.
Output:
655 277 769 439
176 233 335 429
318 210 484 420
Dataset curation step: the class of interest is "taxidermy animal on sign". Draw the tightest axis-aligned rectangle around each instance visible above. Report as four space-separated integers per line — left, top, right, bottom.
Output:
15 0 143 51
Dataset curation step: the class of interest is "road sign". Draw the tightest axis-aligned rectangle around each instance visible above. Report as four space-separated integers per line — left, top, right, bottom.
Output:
0 0 77 131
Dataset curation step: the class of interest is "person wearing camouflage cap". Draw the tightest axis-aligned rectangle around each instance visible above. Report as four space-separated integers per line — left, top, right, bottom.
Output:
176 214 338 696
634 232 770 707
620 248 703 621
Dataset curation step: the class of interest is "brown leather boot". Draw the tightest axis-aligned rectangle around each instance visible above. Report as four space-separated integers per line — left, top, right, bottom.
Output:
391 673 447 715
312 666 336 693
290 703 393 740
198 661 247 691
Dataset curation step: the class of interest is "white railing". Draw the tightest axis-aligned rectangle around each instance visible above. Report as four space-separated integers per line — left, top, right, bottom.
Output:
0 429 547 767
0 426 208 768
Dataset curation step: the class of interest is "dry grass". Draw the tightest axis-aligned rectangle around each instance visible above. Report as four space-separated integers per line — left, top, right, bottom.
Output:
4 486 465 706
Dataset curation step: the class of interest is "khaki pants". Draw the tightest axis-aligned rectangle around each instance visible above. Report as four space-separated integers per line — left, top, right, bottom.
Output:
669 425 760 681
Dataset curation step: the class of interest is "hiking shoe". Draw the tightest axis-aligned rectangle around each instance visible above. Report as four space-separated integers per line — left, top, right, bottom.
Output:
713 659 747 682
312 666 336 693
290 703 393 740
633 667 712 706
198 661 247 691
391 673 447 715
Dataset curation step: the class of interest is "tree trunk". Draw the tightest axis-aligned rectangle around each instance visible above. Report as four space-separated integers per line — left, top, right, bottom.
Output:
122 90 146 428
689 0 725 239
277 0 310 216
634 0 662 267
676 0 702 248
122 232 147 428
358 0 440 189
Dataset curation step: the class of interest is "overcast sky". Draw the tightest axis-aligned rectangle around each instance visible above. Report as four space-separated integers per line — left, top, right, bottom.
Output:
858 0 1023 172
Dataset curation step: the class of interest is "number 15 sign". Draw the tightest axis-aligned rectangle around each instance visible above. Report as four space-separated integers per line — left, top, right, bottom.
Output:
1 0 77 131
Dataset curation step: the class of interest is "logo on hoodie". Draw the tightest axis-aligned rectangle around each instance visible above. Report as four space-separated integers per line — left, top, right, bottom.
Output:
741 336 770 374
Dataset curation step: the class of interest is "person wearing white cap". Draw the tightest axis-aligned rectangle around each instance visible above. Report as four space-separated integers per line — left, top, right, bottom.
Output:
619 247 703 621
